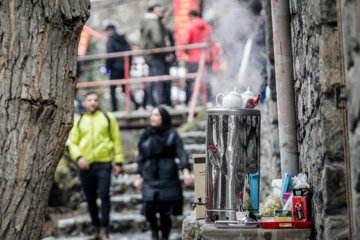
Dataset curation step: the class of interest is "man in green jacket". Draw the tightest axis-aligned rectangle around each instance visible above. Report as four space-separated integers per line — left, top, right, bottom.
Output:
69 91 123 240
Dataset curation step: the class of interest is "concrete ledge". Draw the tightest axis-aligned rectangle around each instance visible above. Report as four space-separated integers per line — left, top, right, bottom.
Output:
201 224 311 240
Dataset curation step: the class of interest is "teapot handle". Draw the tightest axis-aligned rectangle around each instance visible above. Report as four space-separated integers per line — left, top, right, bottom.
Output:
216 93 224 107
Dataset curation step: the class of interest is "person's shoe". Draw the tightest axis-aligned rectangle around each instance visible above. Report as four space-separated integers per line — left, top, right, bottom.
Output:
88 227 99 240
99 227 109 240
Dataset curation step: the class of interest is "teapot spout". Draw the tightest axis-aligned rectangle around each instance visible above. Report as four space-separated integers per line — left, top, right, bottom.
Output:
246 93 261 109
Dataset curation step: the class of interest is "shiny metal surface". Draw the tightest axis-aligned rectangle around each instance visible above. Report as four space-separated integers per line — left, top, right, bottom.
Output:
206 108 261 222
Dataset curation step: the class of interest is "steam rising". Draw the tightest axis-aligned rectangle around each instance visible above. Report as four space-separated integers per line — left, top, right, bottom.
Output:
205 0 266 96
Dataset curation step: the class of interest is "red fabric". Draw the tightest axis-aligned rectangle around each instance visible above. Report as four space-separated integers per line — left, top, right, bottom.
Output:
211 42 223 71
173 0 201 45
179 18 213 63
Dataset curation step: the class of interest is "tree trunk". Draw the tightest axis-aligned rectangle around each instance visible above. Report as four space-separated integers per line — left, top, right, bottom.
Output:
0 1 90 239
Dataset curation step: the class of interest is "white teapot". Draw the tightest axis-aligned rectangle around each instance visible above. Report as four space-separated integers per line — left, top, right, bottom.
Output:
216 87 260 109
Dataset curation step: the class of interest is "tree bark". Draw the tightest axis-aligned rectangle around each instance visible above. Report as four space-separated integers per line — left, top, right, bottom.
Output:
0 1 90 239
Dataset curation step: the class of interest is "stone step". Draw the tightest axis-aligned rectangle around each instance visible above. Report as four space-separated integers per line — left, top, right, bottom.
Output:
111 174 138 195
111 171 195 196
78 191 195 213
184 144 206 155
44 231 182 240
58 211 192 237
180 131 206 145
194 121 206 131
122 163 138 175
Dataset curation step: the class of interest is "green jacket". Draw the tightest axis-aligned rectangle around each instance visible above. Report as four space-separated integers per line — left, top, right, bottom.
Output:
140 13 166 62
69 110 124 165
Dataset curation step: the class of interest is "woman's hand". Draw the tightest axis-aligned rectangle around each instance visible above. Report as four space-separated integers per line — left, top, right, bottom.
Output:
134 174 143 190
183 169 193 187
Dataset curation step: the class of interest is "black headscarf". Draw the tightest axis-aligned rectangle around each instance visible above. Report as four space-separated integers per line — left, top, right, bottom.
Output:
139 106 173 157
157 105 172 127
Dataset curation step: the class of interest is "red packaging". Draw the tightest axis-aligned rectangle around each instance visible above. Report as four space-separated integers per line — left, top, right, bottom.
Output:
260 221 312 229
292 197 308 221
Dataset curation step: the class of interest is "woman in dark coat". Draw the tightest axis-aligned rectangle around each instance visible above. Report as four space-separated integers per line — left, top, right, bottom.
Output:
134 106 193 240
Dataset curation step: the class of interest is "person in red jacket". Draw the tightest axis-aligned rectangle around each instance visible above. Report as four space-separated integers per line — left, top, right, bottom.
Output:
180 10 213 105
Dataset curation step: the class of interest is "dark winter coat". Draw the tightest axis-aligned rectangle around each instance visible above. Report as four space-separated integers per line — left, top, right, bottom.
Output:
106 33 131 72
137 127 190 202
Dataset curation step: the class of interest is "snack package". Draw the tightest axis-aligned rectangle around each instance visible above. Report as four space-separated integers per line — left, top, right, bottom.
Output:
259 194 282 216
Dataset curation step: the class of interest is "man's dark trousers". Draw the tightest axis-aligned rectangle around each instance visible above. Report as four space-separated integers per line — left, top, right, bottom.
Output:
80 162 112 227
146 56 171 106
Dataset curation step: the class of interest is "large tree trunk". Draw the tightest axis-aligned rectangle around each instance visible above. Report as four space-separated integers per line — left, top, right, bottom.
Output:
0 1 90 239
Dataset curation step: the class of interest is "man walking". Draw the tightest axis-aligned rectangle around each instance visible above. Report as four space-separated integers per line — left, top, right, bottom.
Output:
69 91 124 240
105 24 140 111
179 10 213 105
140 4 169 108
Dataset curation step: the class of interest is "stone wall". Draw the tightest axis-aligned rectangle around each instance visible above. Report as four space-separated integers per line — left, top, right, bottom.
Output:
341 0 360 239
289 0 348 239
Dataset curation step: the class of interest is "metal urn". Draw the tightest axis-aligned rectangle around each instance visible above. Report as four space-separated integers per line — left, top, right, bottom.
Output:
206 108 261 222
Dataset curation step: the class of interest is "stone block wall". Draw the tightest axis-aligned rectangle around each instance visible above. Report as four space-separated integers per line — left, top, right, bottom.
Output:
289 0 348 239
341 0 360 239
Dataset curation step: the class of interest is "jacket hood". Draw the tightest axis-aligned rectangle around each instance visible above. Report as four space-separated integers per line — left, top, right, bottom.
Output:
144 12 158 20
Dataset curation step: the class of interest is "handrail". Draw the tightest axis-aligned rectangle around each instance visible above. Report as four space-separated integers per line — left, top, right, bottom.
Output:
77 42 211 117
187 49 206 122
76 73 198 88
77 42 209 62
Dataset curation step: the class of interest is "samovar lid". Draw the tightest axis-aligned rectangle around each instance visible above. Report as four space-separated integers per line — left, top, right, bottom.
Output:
206 108 261 116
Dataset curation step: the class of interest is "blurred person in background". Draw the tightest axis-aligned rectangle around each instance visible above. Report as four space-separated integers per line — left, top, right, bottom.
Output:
179 10 213 106
163 24 176 107
105 24 140 111
140 4 170 109
69 91 124 240
249 0 267 104
134 106 193 240
74 61 86 115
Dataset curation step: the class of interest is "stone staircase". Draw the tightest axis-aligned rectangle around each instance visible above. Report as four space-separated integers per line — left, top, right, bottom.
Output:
47 121 206 240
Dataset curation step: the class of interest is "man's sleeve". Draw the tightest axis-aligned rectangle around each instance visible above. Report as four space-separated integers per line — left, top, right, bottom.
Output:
109 113 124 165
151 21 166 48
175 131 191 170
68 118 82 161
136 151 143 175
106 39 114 70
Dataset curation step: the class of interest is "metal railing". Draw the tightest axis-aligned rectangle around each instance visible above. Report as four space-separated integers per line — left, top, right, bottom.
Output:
77 43 209 122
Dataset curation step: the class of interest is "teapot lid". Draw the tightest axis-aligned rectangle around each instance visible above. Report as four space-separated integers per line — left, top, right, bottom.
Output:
229 87 241 95
242 87 255 96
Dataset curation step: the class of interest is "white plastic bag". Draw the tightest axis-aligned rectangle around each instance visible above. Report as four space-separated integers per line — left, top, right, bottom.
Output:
292 173 310 189
271 179 282 196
